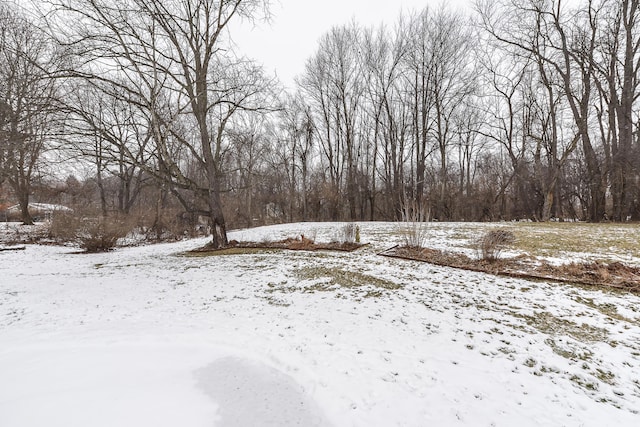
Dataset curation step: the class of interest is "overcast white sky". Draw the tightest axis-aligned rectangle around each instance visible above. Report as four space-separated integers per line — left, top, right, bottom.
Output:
231 0 473 89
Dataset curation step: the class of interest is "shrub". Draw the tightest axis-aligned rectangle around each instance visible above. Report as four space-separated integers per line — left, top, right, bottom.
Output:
78 217 131 252
340 223 360 244
49 212 81 243
135 209 194 242
476 229 516 261
399 199 430 248
49 212 132 252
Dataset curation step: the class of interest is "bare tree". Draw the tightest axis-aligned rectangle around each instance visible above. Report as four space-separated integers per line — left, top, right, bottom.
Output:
400 7 476 220
478 0 605 221
593 0 640 220
453 97 487 220
277 94 314 221
0 3 63 224
48 0 272 247
62 82 149 217
225 111 272 227
299 23 366 220
361 21 408 220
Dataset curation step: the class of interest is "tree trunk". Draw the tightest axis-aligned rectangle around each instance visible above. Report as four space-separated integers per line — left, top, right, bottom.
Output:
209 186 228 249
18 191 33 225
583 136 607 221
541 187 555 222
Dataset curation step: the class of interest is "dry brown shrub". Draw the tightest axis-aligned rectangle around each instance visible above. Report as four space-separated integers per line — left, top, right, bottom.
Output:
49 212 133 252
283 235 316 250
554 262 584 277
595 264 611 282
476 229 515 261
48 211 81 243
399 199 430 248
78 217 131 252
133 209 197 242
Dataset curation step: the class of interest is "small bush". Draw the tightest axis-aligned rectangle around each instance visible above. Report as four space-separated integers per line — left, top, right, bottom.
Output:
340 223 360 244
78 217 131 252
49 212 132 252
135 209 196 242
399 199 430 248
49 212 81 242
477 229 516 261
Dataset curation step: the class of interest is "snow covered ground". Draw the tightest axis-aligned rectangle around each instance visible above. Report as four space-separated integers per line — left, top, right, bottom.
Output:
1 222 639 426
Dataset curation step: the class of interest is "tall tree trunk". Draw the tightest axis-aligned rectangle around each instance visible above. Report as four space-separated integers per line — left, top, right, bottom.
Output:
18 190 33 225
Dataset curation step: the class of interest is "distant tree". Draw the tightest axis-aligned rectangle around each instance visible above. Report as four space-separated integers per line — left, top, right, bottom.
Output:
414 7 476 220
277 94 314 221
299 23 366 220
0 4 63 224
361 22 408 220
478 0 605 221
593 0 640 220
62 82 149 217
225 111 272 227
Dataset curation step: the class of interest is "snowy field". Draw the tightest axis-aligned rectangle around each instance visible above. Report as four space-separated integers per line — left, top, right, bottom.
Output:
1 222 640 426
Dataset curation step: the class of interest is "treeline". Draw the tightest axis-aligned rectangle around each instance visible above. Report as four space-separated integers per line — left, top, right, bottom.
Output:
287 0 640 224
1 1 640 247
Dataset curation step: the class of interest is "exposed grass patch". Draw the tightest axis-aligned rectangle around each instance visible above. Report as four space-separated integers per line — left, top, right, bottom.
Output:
511 222 640 260
262 294 292 307
595 368 617 385
296 266 402 291
260 267 402 299
517 311 608 342
498 346 516 355
570 374 600 392
183 247 281 257
427 222 640 264
573 296 634 323
544 338 595 361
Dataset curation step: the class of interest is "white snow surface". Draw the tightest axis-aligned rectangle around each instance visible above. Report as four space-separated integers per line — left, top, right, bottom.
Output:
1 222 640 426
